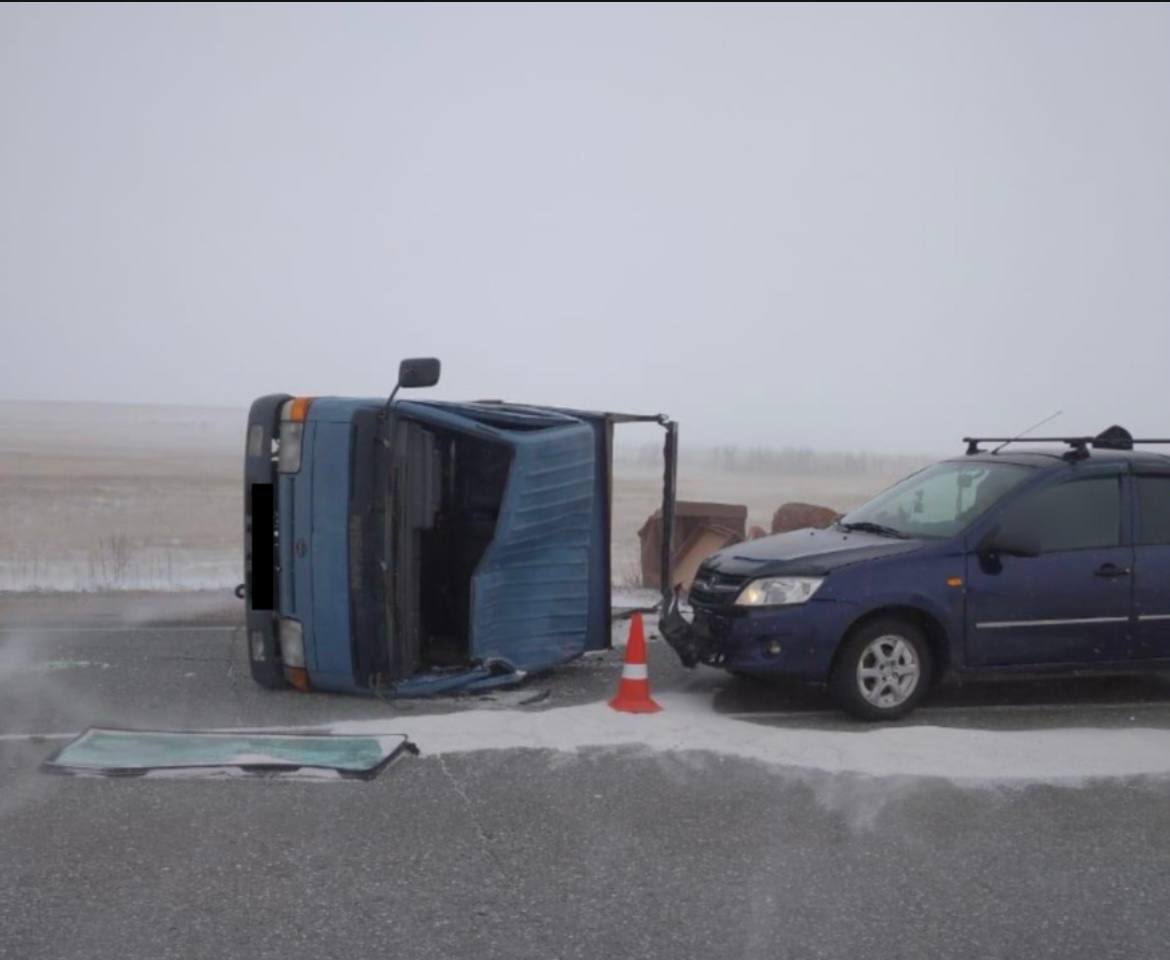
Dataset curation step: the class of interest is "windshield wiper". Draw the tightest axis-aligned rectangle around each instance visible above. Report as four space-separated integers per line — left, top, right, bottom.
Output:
837 521 910 539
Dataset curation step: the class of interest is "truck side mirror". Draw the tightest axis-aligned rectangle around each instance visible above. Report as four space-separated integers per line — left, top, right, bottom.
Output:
978 525 1041 559
398 357 441 389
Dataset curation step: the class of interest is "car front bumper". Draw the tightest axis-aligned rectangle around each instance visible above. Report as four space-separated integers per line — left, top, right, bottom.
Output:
660 596 854 681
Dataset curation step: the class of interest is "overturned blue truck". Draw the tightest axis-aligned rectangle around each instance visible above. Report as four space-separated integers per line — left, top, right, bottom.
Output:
244 359 678 696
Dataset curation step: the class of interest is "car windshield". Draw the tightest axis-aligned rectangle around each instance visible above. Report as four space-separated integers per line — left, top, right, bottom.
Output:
838 460 1034 540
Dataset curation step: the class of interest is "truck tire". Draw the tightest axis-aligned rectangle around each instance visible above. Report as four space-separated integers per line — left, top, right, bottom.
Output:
829 617 932 721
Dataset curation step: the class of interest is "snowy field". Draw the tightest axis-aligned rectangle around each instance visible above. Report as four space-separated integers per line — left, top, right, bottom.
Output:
0 400 930 592
0 402 243 591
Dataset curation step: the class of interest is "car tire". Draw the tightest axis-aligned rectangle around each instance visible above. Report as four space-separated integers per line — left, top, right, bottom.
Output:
829 617 932 721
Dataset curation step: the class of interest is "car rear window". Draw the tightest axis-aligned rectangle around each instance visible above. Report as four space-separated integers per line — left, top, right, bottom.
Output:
1136 476 1170 545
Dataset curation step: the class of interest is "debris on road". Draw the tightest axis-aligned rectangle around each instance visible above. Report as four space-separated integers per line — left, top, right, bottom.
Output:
770 502 841 534
639 501 747 590
43 728 417 779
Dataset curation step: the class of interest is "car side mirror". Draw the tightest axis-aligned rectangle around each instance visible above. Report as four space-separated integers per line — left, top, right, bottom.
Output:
397 357 441 389
978 525 1040 559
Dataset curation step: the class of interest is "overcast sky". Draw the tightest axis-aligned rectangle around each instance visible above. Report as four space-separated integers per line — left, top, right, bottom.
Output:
2 3 1168 451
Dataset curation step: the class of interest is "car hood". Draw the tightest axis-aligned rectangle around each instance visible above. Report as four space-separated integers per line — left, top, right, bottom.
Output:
700 527 925 578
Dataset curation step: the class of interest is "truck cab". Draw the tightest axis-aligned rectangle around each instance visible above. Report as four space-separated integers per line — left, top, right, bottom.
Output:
244 360 677 697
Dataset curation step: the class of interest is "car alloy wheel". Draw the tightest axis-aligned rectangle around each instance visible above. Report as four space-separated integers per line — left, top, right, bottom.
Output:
856 634 921 708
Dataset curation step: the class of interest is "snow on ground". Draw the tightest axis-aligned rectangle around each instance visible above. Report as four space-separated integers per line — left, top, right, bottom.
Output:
0 401 244 592
317 695 1170 784
42 694 1170 784
0 552 243 593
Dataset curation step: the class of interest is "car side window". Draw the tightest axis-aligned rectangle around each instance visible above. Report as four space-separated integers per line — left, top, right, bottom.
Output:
1136 476 1170 545
995 477 1121 552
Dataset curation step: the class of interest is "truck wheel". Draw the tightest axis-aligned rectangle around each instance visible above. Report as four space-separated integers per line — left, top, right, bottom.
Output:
829 617 931 721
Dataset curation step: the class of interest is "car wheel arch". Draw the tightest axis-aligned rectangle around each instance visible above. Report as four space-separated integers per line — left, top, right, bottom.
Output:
831 605 951 684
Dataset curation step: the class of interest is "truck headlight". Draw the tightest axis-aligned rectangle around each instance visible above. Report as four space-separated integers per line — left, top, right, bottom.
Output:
277 422 304 473
278 617 305 667
735 577 824 607
277 397 311 473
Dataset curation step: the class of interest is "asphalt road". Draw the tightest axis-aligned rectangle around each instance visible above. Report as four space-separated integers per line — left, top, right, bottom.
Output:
2 592 1170 960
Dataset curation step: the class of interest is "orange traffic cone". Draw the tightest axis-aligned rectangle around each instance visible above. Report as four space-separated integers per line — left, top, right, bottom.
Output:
608 613 662 713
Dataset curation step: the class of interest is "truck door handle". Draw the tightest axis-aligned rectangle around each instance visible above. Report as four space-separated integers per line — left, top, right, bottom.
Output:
1094 563 1131 578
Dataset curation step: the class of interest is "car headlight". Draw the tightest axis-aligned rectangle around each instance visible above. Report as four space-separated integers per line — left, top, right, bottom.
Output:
735 576 824 607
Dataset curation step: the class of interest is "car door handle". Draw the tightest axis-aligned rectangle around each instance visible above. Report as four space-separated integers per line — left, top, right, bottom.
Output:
1094 563 1131 578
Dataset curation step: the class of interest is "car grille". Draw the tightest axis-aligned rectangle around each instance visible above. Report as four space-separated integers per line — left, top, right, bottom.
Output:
688 570 749 609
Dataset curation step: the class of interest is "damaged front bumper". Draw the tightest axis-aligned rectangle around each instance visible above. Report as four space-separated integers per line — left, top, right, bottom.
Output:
658 593 714 668
659 592 849 681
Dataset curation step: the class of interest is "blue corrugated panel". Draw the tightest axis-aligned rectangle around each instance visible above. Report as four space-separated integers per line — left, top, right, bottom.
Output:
470 423 597 669
307 418 354 684
392 400 600 674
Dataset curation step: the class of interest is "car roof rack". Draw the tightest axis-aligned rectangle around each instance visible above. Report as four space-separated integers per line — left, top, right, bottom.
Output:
963 426 1170 460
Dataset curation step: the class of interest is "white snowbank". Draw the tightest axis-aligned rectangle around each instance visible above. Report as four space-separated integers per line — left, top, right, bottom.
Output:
0 552 240 592
323 694 1170 784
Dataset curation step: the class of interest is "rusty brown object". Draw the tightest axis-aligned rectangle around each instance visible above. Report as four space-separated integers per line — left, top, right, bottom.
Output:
638 501 747 590
771 502 841 534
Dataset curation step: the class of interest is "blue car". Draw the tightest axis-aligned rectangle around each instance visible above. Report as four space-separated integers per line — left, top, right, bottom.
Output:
243 359 678 697
661 427 1170 720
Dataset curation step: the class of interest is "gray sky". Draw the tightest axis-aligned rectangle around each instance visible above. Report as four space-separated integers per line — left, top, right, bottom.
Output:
2 2 1168 450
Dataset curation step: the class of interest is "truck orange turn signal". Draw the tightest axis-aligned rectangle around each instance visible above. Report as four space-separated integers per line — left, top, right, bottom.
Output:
287 396 312 422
